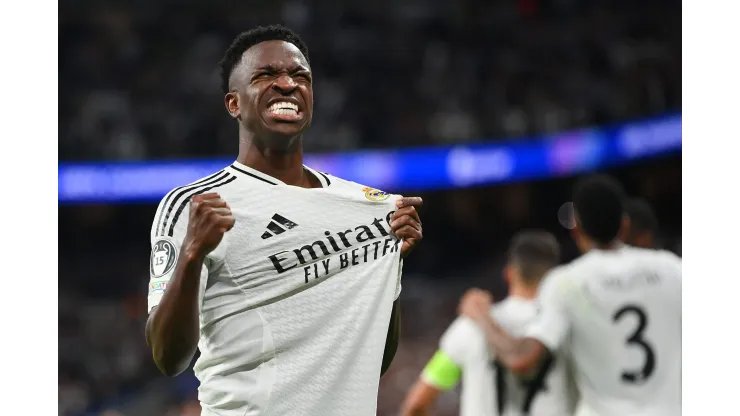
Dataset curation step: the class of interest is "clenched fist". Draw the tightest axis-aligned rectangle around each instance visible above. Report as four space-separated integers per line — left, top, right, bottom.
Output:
184 193 236 259
458 288 493 322
390 196 423 258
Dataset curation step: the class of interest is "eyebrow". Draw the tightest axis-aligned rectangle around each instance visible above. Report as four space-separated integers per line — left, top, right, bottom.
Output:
255 64 310 74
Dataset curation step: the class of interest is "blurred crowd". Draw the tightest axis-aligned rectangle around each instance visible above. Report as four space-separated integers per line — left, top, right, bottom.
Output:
59 0 679 161
59 0 680 415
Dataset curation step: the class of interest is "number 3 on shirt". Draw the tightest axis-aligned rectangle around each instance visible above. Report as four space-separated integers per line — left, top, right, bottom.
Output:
613 305 656 384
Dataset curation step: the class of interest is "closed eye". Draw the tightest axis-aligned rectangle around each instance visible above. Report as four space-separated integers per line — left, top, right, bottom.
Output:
252 72 272 80
294 73 312 83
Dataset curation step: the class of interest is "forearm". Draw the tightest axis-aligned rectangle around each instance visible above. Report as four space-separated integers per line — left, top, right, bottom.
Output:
145 247 204 376
401 405 429 416
381 299 401 376
400 380 440 416
473 315 541 373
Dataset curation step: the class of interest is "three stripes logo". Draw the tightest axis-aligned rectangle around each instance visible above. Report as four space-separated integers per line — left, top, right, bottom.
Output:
261 214 299 239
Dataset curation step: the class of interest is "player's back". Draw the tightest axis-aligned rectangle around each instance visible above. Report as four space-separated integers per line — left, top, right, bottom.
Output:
492 298 578 416
556 245 681 416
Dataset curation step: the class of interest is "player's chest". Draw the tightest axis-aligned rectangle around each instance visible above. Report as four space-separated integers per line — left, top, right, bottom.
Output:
219 187 400 286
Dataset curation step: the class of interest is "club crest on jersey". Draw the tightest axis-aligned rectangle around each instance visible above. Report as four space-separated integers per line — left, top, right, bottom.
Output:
362 187 390 202
150 239 177 278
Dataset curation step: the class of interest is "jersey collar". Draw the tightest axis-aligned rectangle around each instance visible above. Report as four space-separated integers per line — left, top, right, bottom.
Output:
230 160 330 188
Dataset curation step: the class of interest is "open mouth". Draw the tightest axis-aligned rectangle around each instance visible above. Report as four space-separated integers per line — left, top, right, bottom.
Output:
266 101 302 121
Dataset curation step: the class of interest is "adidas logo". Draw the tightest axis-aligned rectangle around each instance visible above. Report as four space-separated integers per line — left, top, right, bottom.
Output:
261 214 299 239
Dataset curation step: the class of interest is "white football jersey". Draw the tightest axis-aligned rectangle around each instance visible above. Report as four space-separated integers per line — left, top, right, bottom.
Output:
525 245 682 416
437 298 577 416
147 161 403 416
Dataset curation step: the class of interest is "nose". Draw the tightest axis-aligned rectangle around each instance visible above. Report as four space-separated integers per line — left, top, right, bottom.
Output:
272 74 298 94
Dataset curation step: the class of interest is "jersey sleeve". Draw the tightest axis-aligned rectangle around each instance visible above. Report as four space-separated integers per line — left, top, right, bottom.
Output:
440 316 481 363
147 193 207 313
421 317 478 390
524 269 572 351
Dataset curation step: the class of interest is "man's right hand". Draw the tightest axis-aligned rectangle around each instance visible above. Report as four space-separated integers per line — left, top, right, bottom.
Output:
458 288 493 323
183 193 236 259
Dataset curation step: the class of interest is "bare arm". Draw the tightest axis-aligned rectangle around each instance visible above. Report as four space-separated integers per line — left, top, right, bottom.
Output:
145 193 234 377
472 313 548 374
381 298 401 376
400 380 442 416
145 247 205 377
459 289 551 375
384 196 422 375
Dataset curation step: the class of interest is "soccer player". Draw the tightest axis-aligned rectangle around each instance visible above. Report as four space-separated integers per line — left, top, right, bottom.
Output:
460 175 681 416
144 25 423 416
400 231 577 416
623 197 658 249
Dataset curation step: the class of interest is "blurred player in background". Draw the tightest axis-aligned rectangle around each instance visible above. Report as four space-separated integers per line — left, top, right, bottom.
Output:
623 197 658 249
460 175 681 416
144 25 424 416
400 230 577 416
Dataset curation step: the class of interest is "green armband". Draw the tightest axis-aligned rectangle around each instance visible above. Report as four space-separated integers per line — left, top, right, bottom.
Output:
422 350 462 390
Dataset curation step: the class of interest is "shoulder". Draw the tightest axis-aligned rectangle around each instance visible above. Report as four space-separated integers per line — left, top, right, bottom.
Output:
441 316 482 346
492 298 538 331
310 169 400 203
316 171 368 191
151 167 239 239
311 169 386 193
654 248 682 265
534 263 581 304
155 168 240 209
650 248 682 282
541 263 575 287
626 246 682 274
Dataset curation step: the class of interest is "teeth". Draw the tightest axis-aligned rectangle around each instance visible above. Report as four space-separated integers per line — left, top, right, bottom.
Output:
268 102 299 114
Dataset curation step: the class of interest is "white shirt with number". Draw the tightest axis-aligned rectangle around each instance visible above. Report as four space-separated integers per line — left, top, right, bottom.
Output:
525 245 682 416
437 297 578 416
147 161 403 416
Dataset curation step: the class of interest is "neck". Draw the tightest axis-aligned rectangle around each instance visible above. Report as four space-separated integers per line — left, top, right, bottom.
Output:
237 128 308 186
579 238 623 253
508 284 538 300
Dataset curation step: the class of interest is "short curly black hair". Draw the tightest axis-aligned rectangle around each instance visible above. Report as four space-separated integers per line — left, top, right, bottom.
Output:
219 25 310 95
625 197 658 235
573 174 626 245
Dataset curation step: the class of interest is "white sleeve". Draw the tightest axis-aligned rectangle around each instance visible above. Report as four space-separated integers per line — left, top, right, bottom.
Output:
439 317 482 365
524 270 572 351
147 192 208 313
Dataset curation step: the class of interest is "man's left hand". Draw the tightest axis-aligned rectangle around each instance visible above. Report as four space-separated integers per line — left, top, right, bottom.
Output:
390 196 423 258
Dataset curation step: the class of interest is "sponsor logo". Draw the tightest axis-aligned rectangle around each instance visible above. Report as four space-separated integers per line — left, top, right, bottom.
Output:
267 211 400 284
261 214 299 239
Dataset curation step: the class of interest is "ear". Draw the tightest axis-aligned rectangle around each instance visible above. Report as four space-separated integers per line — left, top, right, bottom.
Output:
570 222 580 242
225 92 240 119
503 264 515 286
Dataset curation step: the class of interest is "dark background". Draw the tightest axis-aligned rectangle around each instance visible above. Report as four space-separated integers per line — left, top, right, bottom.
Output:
58 0 681 415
